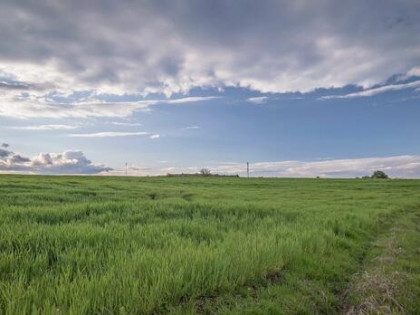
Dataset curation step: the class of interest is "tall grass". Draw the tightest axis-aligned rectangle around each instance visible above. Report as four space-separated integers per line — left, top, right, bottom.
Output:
0 175 419 314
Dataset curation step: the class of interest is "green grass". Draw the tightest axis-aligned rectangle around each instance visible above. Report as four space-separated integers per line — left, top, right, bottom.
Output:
0 175 419 314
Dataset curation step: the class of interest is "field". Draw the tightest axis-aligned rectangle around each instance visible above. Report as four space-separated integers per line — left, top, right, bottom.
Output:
0 175 419 314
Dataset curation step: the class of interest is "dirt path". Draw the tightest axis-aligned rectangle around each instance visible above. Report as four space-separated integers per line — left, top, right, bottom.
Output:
341 208 420 314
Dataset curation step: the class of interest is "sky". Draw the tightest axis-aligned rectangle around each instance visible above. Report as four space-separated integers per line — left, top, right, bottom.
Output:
1 0 420 177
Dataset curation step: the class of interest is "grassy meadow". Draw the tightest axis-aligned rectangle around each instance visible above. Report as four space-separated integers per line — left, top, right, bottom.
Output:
0 175 419 314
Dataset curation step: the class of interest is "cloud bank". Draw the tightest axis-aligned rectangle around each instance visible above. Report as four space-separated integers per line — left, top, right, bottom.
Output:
2 148 420 177
0 0 419 118
107 155 420 178
0 147 111 174
213 156 420 178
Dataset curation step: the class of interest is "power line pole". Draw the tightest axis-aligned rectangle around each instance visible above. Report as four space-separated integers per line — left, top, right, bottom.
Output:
125 162 128 176
247 162 249 178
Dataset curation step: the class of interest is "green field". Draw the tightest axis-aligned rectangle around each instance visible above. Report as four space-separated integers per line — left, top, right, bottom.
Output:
0 175 419 314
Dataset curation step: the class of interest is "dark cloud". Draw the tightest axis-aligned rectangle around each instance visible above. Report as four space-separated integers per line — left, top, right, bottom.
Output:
0 148 11 157
1 143 9 148
0 76 53 92
9 154 30 163
0 81 29 90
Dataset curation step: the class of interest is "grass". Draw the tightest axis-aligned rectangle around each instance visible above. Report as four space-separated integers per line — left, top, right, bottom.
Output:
0 175 419 314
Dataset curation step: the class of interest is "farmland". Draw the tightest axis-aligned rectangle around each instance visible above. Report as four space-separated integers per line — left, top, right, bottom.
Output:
0 175 419 314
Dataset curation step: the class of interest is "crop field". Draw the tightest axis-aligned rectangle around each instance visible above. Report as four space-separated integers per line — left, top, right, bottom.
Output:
0 175 419 314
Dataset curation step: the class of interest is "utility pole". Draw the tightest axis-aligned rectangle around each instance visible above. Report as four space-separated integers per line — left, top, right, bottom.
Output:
247 162 249 178
125 162 128 176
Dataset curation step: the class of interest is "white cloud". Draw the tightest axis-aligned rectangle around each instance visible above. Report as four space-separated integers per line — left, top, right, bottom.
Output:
321 80 420 99
0 149 111 174
110 122 142 127
12 124 77 130
165 96 220 104
182 125 200 130
246 96 269 104
69 131 149 138
149 134 160 139
0 95 218 119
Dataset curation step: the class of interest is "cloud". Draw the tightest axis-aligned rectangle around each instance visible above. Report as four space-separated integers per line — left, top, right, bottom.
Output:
211 155 420 178
69 131 149 138
164 96 220 104
110 122 142 127
0 148 12 158
0 96 218 119
12 124 77 130
149 134 160 139
104 155 420 178
321 80 420 99
0 0 418 119
0 148 111 174
8 154 30 163
246 96 269 104
1 143 9 148
182 125 200 130
406 66 420 77
0 80 29 90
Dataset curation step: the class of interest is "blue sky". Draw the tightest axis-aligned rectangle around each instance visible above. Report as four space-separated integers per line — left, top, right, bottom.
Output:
1 0 420 177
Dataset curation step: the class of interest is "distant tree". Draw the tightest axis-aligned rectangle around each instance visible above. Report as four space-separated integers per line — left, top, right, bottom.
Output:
362 176 370 179
200 168 211 176
371 170 389 179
